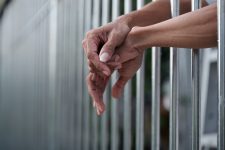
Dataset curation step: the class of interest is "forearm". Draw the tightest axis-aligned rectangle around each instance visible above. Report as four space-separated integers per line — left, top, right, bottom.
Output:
118 0 208 28
133 3 217 49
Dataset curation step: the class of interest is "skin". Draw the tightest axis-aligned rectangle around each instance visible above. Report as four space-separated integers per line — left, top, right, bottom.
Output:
83 1 217 115
82 0 203 73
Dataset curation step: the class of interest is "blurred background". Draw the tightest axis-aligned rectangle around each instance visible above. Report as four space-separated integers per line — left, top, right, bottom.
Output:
0 0 218 150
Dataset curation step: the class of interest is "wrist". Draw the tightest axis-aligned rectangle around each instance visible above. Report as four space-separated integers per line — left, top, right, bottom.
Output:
116 13 136 29
129 26 155 51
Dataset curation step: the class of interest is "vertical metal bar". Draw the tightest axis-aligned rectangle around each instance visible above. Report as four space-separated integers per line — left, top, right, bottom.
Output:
77 0 85 149
151 47 161 150
123 1 132 150
111 1 120 150
70 0 78 149
48 0 58 149
136 1 145 150
191 0 201 149
169 0 179 149
73 0 79 147
217 0 225 148
136 57 145 150
83 0 92 150
101 0 110 150
92 1 100 150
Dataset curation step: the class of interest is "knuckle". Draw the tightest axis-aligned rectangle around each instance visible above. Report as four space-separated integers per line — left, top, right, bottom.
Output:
82 39 86 46
86 75 91 82
86 30 95 38
87 53 94 60
87 60 91 66
86 31 92 37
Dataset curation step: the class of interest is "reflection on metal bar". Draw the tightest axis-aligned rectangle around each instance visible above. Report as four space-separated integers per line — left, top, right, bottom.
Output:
217 0 225 148
169 0 179 149
151 47 161 150
136 1 145 150
48 0 58 149
92 1 100 150
101 0 110 150
123 1 132 150
111 0 120 150
191 0 201 149
83 0 92 149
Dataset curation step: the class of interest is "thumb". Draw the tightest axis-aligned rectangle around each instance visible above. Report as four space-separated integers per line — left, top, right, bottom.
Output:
112 76 130 99
99 36 117 62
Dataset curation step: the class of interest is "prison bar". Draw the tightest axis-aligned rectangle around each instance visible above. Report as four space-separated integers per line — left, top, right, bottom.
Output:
191 0 201 149
48 0 58 148
169 0 180 149
151 47 161 150
92 1 101 150
135 1 145 150
111 0 120 150
77 0 85 149
83 0 92 149
123 0 132 150
151 1 161 150
101 0 110 150
217 0 225 148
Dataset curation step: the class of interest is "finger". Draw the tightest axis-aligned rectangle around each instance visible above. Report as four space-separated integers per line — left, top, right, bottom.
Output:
112 76 130 99
89 61 107 78
86 74 105 110
110 54 120 62
99 33 118 62
87 40 111 76
87 60 95 73
107 62 122 70
89 66 95 73
115 46 140 64
93 101 96 108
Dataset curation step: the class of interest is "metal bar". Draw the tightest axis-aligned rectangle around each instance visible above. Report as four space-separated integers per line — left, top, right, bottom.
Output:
70 0 78 149
123 0 132 150
191 45 201 150
73 0 80 147
136 1 145 150
77 0 85 149
92 1 100 150
191 0 201 149
136 56 145 150
48 0 58 149
217 0 225 148
151 47 161 150
111 0 120 150
123 1 132 150
101 0 110 150
83 0 92 150
169 0 179 149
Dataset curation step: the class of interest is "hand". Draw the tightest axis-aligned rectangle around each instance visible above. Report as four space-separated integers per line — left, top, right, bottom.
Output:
86 54 143 115
86 61 120 115
82 17 132 77
86 27 145 115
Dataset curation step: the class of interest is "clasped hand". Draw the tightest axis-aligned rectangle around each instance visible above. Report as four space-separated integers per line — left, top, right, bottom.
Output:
82 22 144 115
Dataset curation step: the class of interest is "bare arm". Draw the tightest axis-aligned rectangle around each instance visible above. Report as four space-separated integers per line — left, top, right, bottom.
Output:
122 0 208 28
129 3 217 50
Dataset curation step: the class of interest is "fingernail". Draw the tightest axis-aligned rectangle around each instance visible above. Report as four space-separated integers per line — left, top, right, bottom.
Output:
93 102 96 108
103 71 110 76
97 109 100 115
98 105 104 112
100 52 110 62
